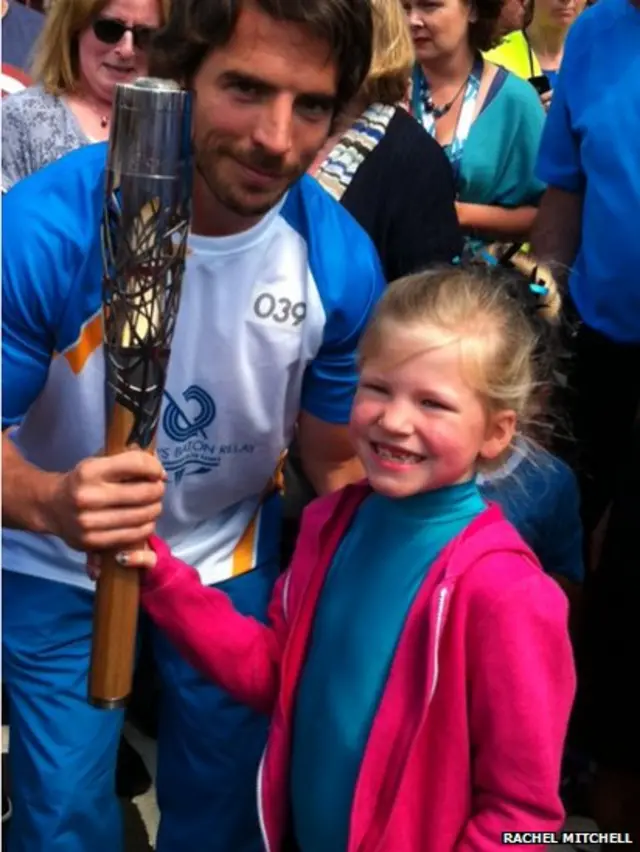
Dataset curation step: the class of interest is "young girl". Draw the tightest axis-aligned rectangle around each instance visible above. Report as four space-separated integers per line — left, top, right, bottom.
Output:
106 265 576 852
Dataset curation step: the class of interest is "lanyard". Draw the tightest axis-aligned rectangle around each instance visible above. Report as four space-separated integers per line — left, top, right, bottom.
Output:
411 56 483 177
525 34 536 77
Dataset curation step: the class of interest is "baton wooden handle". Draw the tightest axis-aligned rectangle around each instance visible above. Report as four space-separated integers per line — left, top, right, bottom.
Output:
88 404 145 709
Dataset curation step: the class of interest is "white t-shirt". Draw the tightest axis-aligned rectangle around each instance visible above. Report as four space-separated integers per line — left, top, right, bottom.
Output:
2 143 384 589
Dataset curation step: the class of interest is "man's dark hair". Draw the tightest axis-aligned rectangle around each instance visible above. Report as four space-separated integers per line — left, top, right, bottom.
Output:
149 0 374 115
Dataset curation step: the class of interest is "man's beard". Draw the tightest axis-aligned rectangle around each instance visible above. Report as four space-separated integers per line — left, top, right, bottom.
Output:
195 139 305 219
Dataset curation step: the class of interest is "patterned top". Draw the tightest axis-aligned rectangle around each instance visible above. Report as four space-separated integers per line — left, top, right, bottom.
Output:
410 58 483 181
2 84 90 190
314 103 396 202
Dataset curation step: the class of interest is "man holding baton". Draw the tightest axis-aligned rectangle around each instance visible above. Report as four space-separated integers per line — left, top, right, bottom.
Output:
1 1 383 851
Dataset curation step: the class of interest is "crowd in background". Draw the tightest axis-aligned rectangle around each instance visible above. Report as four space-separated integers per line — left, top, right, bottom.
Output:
1 0 639 849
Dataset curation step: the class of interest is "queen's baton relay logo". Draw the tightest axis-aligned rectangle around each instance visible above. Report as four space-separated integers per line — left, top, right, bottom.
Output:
159 385 254 482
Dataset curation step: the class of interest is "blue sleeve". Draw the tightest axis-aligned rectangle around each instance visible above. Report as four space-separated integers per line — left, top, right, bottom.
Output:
2 182 64 427
3 143 107 429
535 26 584 193
301 226 385 424
536 464 585 584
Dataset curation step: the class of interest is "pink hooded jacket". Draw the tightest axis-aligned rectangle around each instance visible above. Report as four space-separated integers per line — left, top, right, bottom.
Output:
141 482 576 852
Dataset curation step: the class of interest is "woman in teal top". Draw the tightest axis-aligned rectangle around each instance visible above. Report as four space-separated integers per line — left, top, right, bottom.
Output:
402 0 545 246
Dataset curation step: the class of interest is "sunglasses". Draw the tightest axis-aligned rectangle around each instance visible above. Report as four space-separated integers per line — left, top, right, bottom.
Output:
92 17 157 50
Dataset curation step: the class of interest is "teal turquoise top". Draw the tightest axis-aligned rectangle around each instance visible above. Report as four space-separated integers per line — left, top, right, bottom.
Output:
290 480 486 852
454 70 546 207
411 63 546 209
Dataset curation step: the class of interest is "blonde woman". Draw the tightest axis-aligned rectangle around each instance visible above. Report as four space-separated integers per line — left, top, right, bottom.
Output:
310 0 463 281
2 0 168 190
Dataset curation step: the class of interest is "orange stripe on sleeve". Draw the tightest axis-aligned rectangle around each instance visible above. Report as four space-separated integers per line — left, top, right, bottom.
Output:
63 313 103 374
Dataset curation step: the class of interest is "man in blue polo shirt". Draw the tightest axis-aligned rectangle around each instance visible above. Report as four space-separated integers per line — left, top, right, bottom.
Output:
532 0 640 535
532 0 640 836
1 2 383 852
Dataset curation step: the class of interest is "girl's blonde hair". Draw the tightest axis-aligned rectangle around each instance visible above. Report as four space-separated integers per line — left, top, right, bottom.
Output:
32 0 171 96
359 262 562 444
361 0 415 105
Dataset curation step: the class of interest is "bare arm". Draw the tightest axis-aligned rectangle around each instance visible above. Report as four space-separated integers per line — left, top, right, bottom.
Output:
531 187 583 287
297 412 364 496
456 203 539 242
2 432 60 533
2 431 166 550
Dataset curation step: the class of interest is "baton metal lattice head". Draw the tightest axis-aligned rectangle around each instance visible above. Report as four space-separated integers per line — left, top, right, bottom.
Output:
101 192 188 449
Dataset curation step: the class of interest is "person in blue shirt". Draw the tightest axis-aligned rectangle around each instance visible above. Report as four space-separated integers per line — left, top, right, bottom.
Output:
1 0 43 72
478 438 584 589
1 3 384 852
532 0 640 537
532 0 640 833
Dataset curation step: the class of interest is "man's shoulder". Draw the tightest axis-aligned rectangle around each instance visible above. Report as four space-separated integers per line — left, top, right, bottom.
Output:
280 175 384 295
564 0 625 59
282 173 377 247
3 144 106 301
5 142 106 232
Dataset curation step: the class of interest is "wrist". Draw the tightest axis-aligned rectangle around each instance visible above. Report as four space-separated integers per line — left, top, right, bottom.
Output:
31 471 66 536
455 201 479 231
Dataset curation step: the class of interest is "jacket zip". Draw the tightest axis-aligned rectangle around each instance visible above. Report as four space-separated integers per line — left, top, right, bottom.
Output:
428 587 448 705
256 749 271 852
356 585 451 852
283 571 292 621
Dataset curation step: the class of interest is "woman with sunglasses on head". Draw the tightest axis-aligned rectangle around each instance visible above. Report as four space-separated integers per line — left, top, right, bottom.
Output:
2 0 168 191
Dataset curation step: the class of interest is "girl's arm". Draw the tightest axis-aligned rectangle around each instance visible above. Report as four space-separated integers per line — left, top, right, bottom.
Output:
457 563 576 850
455 203 538 242
126 536 288 715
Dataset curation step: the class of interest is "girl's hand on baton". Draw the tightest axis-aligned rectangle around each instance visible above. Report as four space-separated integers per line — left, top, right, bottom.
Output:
87 547 157 581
